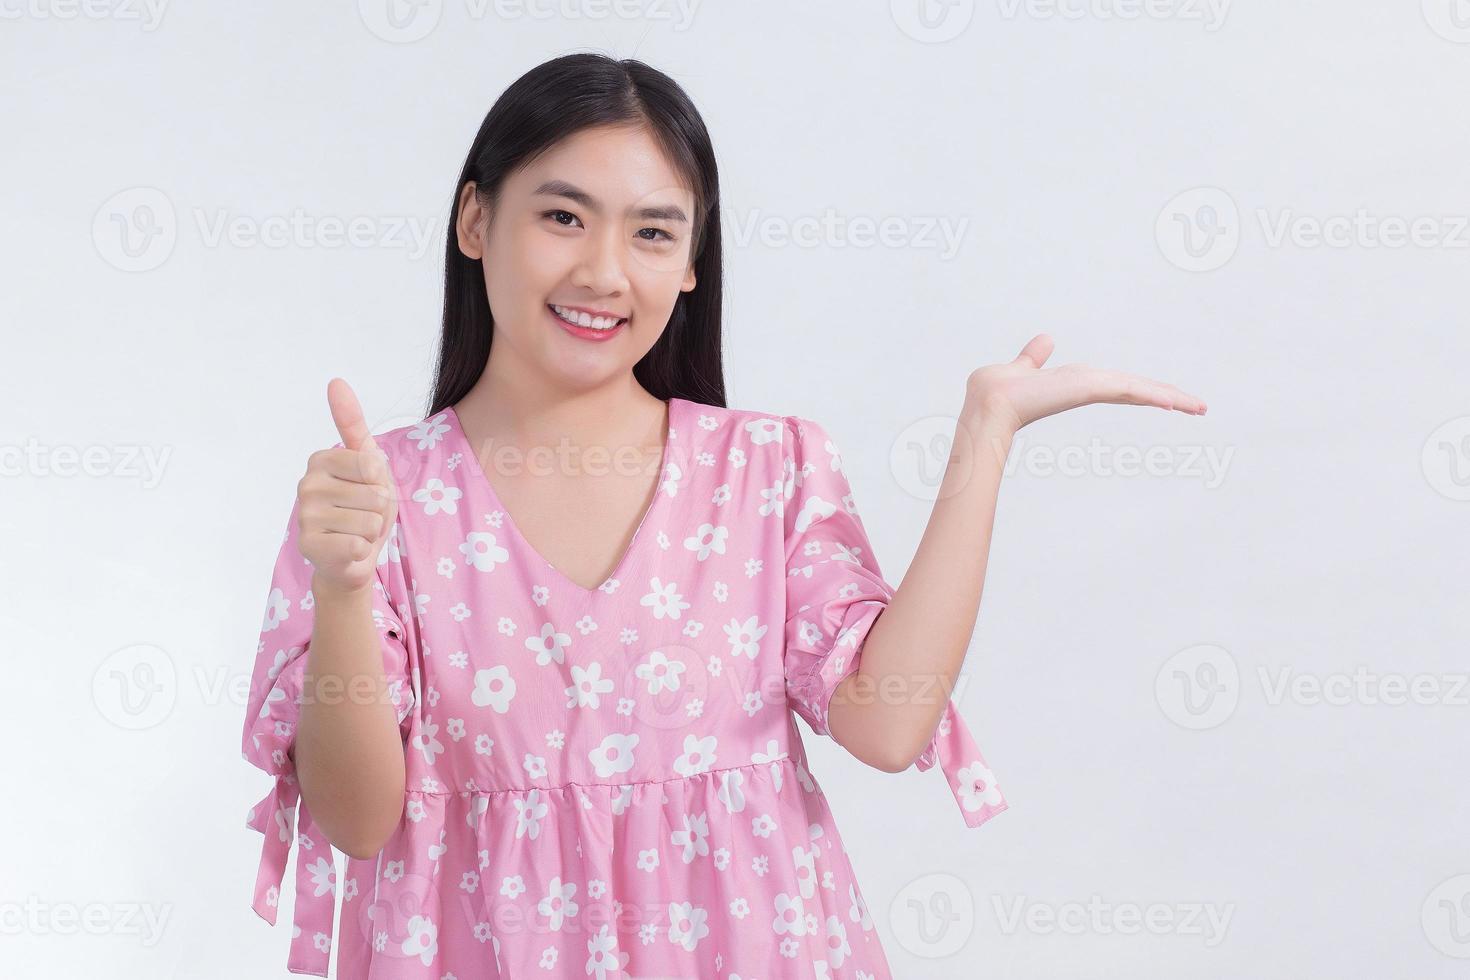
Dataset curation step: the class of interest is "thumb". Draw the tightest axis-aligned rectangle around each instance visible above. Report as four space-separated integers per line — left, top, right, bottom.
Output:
327 377 379 454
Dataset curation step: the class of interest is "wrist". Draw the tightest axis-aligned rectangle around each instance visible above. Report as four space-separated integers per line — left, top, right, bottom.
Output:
310 572 376 606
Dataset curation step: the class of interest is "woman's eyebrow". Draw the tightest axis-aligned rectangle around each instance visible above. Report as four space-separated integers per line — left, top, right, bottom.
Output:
533 179 689 223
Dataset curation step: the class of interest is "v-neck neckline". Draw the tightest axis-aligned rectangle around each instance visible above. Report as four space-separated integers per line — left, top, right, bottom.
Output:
442 397 681 597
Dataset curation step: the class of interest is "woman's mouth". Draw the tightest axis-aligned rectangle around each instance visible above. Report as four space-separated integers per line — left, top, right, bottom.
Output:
547 303 627 342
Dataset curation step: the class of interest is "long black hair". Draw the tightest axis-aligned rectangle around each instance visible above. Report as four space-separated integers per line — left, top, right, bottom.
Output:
429 53 726 417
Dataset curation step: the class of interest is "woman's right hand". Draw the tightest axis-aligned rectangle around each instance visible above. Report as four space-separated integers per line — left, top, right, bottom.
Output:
295 377 399 597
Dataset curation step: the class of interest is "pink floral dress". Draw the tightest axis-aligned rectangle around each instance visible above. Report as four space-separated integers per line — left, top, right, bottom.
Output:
241 396 1007 978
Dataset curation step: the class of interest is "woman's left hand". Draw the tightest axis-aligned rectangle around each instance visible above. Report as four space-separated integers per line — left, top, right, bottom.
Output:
965 333 1208 435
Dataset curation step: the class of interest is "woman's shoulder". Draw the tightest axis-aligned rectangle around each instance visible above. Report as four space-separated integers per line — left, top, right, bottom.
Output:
674 396 803 455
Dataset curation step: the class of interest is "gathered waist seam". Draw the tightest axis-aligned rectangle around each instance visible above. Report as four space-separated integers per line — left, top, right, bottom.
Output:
405 751 801 797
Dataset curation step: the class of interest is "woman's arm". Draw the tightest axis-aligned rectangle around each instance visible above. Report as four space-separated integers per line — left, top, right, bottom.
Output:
293 579 408 860
826 403 1012 771
828 334 1207 770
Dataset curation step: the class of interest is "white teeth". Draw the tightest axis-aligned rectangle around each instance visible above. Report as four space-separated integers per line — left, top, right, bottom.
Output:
552 304 624 330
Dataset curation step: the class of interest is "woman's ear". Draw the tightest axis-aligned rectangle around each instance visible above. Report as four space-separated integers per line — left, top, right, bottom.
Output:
456 181 485 260
681 261 696 293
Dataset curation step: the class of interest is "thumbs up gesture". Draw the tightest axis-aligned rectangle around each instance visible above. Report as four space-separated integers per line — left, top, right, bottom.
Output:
295 378 400 597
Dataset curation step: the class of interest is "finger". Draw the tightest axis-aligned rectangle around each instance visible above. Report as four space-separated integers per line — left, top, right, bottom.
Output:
301 528 376 564
315 504 387 543
1014 333 1054 369
309 447 393 486
312 479 393 514
327 377 379 454
1095 370 1207 413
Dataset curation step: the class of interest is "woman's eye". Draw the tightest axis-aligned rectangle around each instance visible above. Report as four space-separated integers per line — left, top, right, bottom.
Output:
543 209 581 228
637 227 675 243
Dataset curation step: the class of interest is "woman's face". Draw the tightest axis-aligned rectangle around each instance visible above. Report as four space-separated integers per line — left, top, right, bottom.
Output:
456 123 698 393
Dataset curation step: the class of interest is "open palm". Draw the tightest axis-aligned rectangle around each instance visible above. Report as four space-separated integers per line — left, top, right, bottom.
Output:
968 333 1208 434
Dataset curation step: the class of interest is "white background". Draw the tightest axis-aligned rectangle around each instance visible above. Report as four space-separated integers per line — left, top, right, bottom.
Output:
4 1 1469 977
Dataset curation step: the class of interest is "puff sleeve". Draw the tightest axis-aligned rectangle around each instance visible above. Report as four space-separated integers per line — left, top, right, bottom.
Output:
240 494 418 976
779 414 1008 829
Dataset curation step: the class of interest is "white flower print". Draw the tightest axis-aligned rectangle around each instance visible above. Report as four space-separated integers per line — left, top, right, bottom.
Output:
792 843 818 899
523 753 546 779
717 768 747 813
848 882 874 931
793 492 840 534
436 555 455 578
566 662 614 709
611 785 634 815
449 601 471 622
539 946 558 969
667 901 709 952
712 484 731 505
524 621 572 666
639 577 691 619
261 587 290 632
497 617 517 635
682 523 729 561
585 922 628 980
773 892 809 937
574 614 598 635
470 665 516 713
412 478 462 516
634 649 686 694
670 811 710 864
513 789 549 839
588 732 639 778
658 459 683 498
729 897 749 919
746 417 783 444
459 531 510 571
501 875 526 898
722 615 767 658
408 413 449 450
672 733 717 776
751 813 776 838
537 876 578 931
376 522 402 566
412 716 445 765
400 914 438 965
764 481 787 520
474 733 495 756
383 860 405 884
636 848 659 873
305 855 337 897
957 762 1004 812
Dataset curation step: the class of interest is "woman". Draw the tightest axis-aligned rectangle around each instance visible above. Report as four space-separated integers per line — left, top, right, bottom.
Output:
241 52 1206 978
